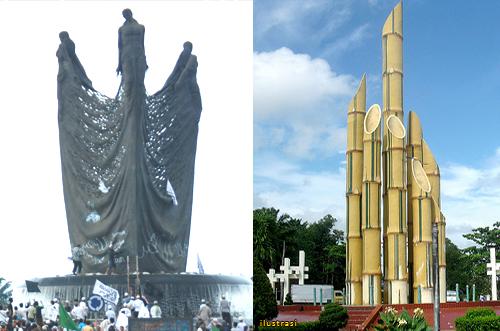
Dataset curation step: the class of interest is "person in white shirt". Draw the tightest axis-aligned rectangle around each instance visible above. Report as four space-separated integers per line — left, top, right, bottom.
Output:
71 303 84 320
71 244 84 275
107 317 116 331
150 301 161 318
125 296 135 311
121 306 131 318
198 300 211 329
132 297 143 312
106 306 116 320
236 317 247 331
137 301 150 318
116 309 129 330
100 317 111 330
122 293 131 306
17 303 27 321
199 299 207 311
79 298 88 319
48 299 59 323
100 316 116 331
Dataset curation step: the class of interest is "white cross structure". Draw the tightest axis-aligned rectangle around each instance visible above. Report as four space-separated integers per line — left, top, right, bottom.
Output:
486 247 499 301
267 250 309 302
267 268 277 291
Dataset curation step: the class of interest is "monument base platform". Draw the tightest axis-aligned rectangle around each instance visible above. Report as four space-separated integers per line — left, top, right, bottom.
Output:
27 273 251 322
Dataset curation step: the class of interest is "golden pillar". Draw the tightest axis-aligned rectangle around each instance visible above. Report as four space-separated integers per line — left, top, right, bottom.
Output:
362 104 382 305
385 115 408 304
346 75 366 305
422 140 445 303
407 111 423 303
407 112 433 303
382 2 407 304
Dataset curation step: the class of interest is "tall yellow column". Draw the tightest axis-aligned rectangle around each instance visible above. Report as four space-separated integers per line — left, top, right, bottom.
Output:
346 75 366 305
362 104 382 305
385 115 408 304
407 111 423 303
408 112 433 303
382 1 407 304
410 156 432 303
422 140 445 303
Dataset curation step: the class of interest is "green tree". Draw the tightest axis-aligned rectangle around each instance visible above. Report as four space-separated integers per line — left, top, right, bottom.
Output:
318 303 348 330
463 221 500 249
275 215 307 267
253 207 308 270
253 208 346 293
327 242 346 290
302 215 345 286
253 208 279 269
253 258 278 324
461 221 500 296
446 238 469 291
0 277 12 306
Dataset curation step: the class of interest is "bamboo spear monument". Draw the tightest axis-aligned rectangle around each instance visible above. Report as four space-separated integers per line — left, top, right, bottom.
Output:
361 104 382 305
346 75 366 305
345 1 446 305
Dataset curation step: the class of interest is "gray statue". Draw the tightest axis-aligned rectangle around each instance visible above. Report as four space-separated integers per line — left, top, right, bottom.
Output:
57 9 202 274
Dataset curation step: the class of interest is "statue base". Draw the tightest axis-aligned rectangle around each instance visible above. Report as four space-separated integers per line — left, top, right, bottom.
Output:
28 273 251 321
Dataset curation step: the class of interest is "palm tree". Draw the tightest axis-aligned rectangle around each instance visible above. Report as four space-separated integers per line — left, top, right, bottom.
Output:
0 277 12 306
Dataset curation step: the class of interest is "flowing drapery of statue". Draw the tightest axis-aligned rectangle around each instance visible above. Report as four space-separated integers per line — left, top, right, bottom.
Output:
57 9 202 273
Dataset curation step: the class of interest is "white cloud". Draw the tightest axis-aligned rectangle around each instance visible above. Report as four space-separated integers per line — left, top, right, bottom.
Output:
254 0 352 46
254 155 346 227
254 47 356 158
254 47 355 119
254 146 500 250
440 152 500 248
441 165 482 198
321 23 371 58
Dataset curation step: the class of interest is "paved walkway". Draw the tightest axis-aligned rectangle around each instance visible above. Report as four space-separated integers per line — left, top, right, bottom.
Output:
274 301 500 330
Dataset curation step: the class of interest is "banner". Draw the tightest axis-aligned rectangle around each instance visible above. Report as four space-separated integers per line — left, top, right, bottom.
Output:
88 295 105 312
197 254 204 274
92 279 119 305
25 280 41 293
59 304 79 331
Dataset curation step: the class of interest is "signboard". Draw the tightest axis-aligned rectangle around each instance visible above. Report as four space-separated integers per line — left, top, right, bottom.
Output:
88 295 105 312
92 279 120 305
128 318 192 331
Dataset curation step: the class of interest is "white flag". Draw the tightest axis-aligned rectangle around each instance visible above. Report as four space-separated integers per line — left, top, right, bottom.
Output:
197 254 204 274
92 279 119 305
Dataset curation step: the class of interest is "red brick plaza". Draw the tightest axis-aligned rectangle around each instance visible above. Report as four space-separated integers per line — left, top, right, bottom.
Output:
275 301 500 331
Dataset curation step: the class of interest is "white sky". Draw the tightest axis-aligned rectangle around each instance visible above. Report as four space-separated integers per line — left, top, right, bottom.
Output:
0 1 252 283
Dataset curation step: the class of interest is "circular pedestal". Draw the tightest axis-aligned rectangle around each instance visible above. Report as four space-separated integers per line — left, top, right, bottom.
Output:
26 273 251 322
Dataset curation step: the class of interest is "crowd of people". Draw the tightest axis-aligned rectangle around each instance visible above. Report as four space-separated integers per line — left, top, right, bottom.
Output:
0 293 163 331
195 297 248 331
0 294 249 331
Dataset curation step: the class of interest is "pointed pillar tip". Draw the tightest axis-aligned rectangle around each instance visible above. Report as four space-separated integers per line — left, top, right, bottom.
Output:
359 73 366 89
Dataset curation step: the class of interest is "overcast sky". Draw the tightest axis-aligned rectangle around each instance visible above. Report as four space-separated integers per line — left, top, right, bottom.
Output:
0 0 252 284
254 0 500 249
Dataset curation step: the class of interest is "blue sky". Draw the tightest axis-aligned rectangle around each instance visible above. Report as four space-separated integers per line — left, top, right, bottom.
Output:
254 0 500 248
